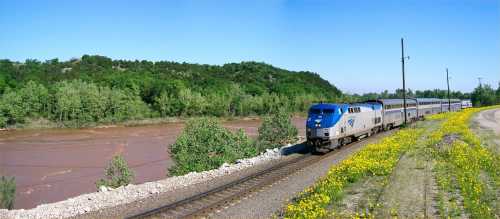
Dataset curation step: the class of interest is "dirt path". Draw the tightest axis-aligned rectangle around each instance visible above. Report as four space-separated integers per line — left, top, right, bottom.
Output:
472 108 500 153
473 109 500 135
373 136 438 218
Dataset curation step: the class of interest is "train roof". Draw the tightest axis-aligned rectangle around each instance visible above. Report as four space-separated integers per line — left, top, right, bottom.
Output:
351 102 381 107
371 98 417 105
440 99 461 102
310 102 380 110
309 103 345 110
415 98 441 102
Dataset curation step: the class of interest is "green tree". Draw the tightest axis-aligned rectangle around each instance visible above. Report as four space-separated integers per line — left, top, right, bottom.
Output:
54 80 83 125
0 89 27 125
20 81 49 117
155 91 174 117
496 82 500 104
178 88 207 116
471 84 496 107
257 110 298 151
169 117 256 176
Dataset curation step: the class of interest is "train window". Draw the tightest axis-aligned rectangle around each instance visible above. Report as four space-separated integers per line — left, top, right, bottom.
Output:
324 109 334 114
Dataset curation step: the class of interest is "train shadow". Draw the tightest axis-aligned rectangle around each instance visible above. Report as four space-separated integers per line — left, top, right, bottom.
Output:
280 142 310 156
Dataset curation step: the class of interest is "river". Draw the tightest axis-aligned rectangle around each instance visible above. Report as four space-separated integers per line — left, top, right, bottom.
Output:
0 117 305 209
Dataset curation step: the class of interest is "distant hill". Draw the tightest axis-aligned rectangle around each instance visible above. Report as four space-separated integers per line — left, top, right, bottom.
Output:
0 55 341 127
0 55 341 101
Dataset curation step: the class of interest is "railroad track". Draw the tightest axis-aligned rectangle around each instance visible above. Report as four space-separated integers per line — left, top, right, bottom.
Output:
127 130 395 219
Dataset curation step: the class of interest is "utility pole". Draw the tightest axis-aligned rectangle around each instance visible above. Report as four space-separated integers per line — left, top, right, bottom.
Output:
446 68 451 111
477 77 483 87
401 38 409 124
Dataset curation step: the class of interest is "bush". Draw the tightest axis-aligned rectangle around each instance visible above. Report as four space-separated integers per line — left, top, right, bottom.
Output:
169 117 257 176
257 110 298 151
96 155 134 189
0 176 16 210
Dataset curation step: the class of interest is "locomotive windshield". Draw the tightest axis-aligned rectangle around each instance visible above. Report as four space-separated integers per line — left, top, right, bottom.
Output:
308 106 338 115
308 108 322 114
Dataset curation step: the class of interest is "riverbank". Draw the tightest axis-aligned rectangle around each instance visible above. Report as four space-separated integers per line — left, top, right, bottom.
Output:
0 113 307 131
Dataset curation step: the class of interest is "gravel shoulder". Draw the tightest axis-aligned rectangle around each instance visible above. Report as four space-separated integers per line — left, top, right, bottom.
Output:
207 130 396 219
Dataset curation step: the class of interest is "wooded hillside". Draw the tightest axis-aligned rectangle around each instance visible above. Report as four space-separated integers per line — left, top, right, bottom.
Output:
0 55 341 127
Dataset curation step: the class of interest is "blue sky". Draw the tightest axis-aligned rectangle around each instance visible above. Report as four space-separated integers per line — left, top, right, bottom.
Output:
0 0 499 94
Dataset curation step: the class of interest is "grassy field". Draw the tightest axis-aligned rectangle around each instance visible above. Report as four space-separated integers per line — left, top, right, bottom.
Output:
284 106 500 219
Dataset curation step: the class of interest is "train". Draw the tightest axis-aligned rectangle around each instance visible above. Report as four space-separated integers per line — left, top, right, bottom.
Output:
306 98 471 152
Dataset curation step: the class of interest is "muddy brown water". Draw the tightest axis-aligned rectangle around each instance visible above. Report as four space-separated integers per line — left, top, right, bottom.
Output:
0 117 305 209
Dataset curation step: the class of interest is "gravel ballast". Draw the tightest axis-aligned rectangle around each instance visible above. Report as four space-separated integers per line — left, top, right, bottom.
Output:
0 141 303 219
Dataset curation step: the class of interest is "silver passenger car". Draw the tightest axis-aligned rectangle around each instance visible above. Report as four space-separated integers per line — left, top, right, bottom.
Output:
441 99 462 112
415 98 441 117
377 98 418 129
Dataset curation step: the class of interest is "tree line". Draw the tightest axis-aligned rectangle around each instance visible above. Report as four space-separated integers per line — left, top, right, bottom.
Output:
344 85 500 107
0 56 340 128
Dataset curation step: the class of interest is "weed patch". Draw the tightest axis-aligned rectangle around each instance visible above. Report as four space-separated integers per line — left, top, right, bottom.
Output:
0 176 16 209
96 155 134 189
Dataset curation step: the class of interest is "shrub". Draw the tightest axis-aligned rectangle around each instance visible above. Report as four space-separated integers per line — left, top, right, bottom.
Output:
0 176 16 210
257 110 298 151
169 117 257 176
96 155 134 189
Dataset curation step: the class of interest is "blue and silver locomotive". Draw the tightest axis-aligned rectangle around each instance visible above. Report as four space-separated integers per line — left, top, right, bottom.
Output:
306 102 382 152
